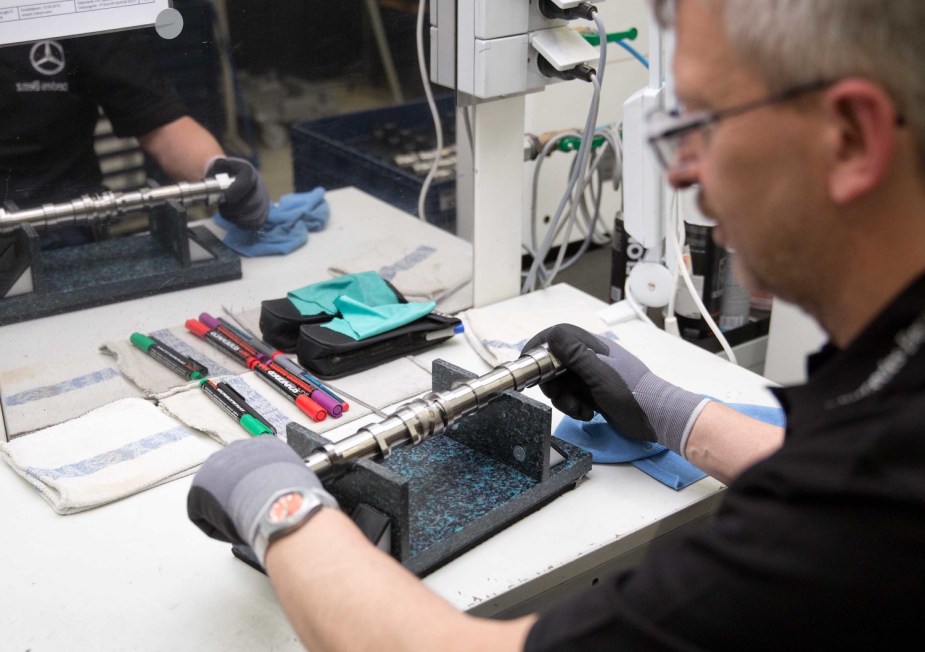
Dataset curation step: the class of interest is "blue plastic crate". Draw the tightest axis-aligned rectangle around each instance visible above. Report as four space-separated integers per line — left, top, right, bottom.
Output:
291 96 456 232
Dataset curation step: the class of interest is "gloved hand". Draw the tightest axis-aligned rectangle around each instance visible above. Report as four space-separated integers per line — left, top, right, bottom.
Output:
187 436 338 565
522 323 710 454
205 156 270 230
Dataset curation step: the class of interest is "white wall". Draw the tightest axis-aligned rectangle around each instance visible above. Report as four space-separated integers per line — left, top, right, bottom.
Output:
763 299 827 385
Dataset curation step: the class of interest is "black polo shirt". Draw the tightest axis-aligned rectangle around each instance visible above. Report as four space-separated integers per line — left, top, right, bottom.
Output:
526 273 925 650
0 31 186 207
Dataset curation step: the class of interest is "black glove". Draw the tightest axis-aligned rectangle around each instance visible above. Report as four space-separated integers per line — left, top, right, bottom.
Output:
187 437 337 565
523 324 710 453
205 156 270 230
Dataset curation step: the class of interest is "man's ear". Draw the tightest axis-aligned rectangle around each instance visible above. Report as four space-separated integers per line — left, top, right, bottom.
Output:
823 79 900 204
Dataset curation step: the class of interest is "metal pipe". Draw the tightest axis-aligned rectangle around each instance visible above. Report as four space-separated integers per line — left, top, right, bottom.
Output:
306 346 563 479
0 174 234 233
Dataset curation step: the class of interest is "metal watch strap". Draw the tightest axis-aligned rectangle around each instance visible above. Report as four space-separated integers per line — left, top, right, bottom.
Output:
252 487 338 566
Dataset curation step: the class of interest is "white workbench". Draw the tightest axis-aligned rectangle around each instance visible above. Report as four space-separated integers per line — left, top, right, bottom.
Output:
0 189 779 650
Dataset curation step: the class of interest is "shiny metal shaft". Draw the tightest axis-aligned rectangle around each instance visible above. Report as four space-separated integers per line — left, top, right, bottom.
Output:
306 346 562 479
0 174 234 233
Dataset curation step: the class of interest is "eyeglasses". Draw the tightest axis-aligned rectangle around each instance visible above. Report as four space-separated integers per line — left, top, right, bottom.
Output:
646 79 835 174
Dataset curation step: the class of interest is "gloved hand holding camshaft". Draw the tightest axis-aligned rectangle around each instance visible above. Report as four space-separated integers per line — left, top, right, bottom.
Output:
187 436 338 566
205 156 270 230
522 324 710 454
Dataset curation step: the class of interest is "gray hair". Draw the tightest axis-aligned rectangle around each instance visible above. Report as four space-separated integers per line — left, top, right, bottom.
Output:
652 0 925 166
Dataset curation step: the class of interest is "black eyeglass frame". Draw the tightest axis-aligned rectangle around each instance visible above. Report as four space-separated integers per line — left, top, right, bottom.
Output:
646 79 837 171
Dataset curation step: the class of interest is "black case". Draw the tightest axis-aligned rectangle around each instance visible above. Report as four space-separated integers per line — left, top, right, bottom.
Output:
296 311 462 379
259 297 332 352
259 279 406 352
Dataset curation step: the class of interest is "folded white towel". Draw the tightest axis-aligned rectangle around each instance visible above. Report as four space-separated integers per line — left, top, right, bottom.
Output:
100 326 242 398
0 355 140 438
0 398 219 514
461 301 610 367
329 229 473 303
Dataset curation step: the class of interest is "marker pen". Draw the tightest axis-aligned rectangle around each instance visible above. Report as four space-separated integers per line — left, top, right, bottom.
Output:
130 332 208 380
216 381 276 434
248 358 327 422
185 319 254 365
198 313 262 359
187 318 327 422
262 359 343 418
203 312 348 415
199 379 274 436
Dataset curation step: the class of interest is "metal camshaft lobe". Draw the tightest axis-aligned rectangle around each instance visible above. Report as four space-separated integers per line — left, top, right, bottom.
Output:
305 346 563 480
0 174 234 233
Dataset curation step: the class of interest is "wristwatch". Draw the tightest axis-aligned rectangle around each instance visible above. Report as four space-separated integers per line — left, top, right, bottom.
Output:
252 486 338 565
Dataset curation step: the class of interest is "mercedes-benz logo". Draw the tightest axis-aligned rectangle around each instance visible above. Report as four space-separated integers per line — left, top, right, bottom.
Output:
30 40 65 76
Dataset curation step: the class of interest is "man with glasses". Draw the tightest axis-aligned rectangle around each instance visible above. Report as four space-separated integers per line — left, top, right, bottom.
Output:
186 1 925 649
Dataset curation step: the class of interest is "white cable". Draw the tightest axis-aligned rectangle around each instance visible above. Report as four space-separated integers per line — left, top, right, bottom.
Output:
522 12 609 293
667 192 738 364
543 126 602 287
665 192 685 320
541 14 610 289
523 21 603 292
528 123 617 286
624 278 657 326
529 130 581 257
416 0 444 223
523 93 597 292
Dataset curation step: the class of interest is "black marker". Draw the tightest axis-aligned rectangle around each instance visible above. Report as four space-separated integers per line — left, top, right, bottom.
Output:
216 381 276 434
131 332 208 380
199 379 274 437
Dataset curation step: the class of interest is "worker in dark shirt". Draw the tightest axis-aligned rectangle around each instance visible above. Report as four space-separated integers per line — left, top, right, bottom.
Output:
0 31 268 243
186 0 925 649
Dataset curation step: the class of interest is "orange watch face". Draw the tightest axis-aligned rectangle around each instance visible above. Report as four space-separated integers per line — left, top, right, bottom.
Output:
268 492 305 524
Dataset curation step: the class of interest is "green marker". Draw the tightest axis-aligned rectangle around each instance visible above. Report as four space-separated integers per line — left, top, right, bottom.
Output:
130 332 208 380
199 379 275 437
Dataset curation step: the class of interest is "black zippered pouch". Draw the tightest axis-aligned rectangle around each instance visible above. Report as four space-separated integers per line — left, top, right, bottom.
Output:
259 297 332 352
296 311 462 379
259 280 406 352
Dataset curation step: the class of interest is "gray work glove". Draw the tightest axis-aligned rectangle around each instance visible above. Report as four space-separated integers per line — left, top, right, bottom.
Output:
187 436 337 565
205 156 270 230
523 323 710 454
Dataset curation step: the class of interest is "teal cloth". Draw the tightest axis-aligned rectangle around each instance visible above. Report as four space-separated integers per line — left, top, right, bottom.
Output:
287 271 398 316
322 295 436 340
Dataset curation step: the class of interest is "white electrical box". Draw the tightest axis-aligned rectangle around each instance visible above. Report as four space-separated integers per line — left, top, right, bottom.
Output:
530 25 599 71
622 86 665 255
431 0 602 100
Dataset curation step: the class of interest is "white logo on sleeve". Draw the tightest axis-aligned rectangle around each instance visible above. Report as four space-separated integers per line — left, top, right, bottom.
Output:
29 41 65 76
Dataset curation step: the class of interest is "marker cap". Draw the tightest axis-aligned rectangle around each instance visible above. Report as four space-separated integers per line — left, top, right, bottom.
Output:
186 319 211 338
295 394 327 422
241 414 273 437
309 389 343 418
199 312 220 330
130 332 155 352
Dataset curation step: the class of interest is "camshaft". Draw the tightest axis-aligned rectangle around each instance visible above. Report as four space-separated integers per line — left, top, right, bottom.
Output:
306 346 563 479
0 174 234 233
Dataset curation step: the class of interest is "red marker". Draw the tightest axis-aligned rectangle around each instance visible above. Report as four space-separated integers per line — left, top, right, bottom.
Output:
202 312 348 415
185 318 326 422
247 358 327 423
198 313 341 416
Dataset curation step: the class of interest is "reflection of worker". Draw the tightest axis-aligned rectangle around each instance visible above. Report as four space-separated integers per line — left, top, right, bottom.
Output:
187 0 925 649
0 31 268 242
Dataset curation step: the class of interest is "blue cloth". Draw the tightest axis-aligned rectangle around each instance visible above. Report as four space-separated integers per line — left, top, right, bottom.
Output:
288 271 399 317
213 187 329 256
554 402 786 490
322 295 437 341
